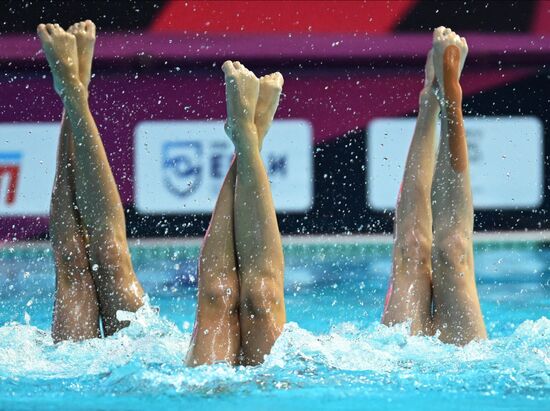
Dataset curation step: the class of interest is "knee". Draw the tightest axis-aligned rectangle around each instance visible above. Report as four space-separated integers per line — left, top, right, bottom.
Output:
52 236 87 269
240 268 284 317
87 230 128 268
433 232 471 268
395 229 432 267
198 273 239 312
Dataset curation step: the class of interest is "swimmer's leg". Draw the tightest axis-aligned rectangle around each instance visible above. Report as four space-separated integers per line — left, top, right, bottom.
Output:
224 62 286 365
41 21 100 342
187 69 285 366
186 160 240 366
430 27 486 344
381 51 438 335
38 22 143 336
50 109 100 342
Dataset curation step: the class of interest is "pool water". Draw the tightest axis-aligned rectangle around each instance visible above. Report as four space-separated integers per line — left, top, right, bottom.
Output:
0 240 548 410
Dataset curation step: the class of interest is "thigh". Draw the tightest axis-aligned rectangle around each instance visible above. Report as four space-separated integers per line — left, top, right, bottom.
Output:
186 266 240 366
238 270 285 365
51 221 100 342
382 234 433 335
431 233 486 344
86 237 143 336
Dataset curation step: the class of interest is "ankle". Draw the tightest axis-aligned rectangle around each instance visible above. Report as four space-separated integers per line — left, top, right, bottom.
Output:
60 81 88 107
441 81 462 105
231 122 260 154
439 89 462 116
234 141 260 159
419 88 440 114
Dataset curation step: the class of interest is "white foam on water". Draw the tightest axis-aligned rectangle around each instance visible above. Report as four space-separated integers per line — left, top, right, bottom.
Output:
0 299 547 398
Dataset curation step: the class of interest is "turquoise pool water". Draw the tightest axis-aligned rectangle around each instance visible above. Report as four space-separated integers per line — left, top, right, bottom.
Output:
0 240 548 410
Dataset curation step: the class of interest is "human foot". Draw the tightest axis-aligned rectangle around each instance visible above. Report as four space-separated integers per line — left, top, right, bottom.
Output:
224 71 284 149
37 23 83 99
255 72 284 149
67 20 96 88
432 26 467 103
222 60 260 152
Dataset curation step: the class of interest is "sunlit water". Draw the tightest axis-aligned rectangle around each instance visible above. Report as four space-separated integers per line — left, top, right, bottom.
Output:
0 241 548 410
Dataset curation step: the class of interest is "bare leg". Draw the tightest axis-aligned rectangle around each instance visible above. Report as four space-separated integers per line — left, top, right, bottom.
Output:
50 110 100 342
382 51 439 335
46 20 99 342
430 27 486 344
187 69 285 365
37 22 143 337
186 160 240 366
222 61 286 365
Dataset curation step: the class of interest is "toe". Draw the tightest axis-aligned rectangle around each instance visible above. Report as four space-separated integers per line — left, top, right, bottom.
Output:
272 72 284 85
37 24 50 40
85 20 96 35
233 61 242 70
222 60 236 76
433 28 445 45
45 23 55 35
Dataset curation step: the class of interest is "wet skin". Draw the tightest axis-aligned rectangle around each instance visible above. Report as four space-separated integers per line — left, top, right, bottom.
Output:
443 45 467 173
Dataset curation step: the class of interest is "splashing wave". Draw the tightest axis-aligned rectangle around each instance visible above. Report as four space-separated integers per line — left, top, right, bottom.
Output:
0 300 548 400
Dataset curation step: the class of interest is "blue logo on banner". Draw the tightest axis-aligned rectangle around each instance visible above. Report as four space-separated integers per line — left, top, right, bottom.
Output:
267 154 287 176
162 141 202 197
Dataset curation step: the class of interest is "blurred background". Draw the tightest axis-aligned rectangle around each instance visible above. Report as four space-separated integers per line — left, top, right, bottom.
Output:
0 0 548 240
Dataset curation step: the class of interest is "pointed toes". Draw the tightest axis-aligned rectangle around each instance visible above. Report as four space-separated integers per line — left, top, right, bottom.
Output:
222 60 237 76
37 23 50 40
271 72 284 86
85 20 96 35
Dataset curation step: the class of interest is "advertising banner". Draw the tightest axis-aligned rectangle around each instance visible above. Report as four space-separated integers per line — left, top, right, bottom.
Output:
0 123 59 216
135 120 313 214
367 116 543 210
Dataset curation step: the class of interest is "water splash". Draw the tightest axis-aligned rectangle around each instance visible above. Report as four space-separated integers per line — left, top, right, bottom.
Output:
0 302 548 402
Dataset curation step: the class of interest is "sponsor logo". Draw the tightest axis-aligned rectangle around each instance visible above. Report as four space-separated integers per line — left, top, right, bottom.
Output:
0 152 22 206
162 141 203 198
135 120 313 214
267 153 287 176
0 123 59 216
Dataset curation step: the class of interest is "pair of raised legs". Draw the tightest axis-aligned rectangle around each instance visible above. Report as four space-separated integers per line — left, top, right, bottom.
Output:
39 21 143 342
40 22 285 364
186 61 286 366
382 27 487 344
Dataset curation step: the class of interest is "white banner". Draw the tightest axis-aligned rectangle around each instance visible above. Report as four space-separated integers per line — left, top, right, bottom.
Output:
0 123 59 216
134 120 313 214
367 116 543 210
